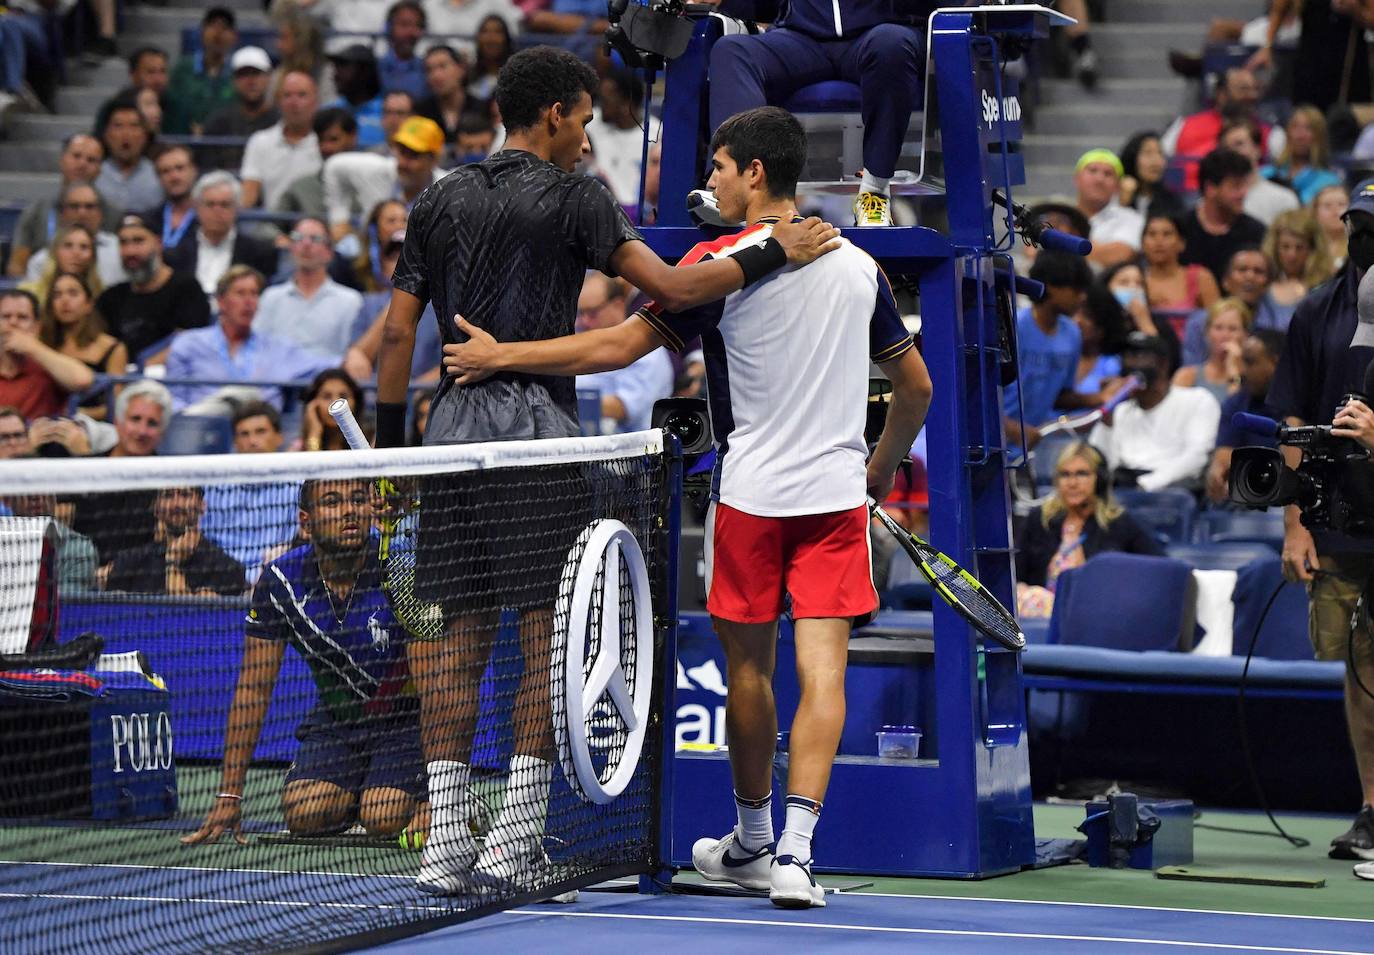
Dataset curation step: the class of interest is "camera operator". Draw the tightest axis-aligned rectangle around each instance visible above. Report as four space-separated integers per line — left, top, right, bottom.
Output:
1267 178 1374 864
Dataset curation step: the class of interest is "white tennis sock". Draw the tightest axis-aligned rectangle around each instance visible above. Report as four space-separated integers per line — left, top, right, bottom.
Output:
775 794 822 861
426 759 470 852
860 171 892 197
734 790 774 852
491 754 553 844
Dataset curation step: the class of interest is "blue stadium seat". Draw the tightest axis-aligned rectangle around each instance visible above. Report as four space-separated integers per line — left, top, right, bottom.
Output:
1231 556 1313 661
160 415 233 455
1166 541 1278 572
1028 432 1076 492
881 580 934 611
1194 508 1284 549
1114 488 1198 545
1049 553 1197 651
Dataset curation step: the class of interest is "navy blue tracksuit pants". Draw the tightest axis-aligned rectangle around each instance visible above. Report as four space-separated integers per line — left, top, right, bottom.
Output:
707 23 924 179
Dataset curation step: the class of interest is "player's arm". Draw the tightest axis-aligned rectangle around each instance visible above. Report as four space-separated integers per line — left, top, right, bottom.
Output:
867 347 934 502
181 635 285 845
375 288 423 447
445 313 665 382
609 215 840 312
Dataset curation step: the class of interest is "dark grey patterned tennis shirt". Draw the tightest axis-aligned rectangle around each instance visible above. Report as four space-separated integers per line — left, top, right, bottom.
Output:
392 149 641 444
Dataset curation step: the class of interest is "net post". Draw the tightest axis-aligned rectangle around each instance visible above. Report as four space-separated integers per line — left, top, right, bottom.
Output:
643 429 683 894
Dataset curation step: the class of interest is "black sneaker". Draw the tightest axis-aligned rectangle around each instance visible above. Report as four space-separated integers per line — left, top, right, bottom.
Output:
1328 805 1374 860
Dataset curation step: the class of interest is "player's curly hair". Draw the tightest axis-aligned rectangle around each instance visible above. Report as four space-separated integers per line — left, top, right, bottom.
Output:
709 106 806 199
495 46 598 132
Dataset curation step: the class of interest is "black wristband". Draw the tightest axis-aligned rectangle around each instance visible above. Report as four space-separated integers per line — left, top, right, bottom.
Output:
375 401 407 449
732 236 787 288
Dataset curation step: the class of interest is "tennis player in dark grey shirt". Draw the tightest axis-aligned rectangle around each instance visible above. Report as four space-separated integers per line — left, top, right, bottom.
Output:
374 46 839 897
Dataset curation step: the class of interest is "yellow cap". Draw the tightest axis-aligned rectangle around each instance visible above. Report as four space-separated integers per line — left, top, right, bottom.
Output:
393 116 445 156
1075 148 1124 178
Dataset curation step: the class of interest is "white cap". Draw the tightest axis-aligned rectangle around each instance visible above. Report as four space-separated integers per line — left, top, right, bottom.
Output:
230 46 272 74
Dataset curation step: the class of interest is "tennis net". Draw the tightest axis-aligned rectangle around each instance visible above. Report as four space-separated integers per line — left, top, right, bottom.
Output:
0 431 675 954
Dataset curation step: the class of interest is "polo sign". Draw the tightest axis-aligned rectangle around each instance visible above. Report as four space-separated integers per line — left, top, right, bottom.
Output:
553 520 654 804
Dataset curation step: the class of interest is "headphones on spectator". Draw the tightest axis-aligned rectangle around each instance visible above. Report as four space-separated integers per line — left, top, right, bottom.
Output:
1057 440 1110 499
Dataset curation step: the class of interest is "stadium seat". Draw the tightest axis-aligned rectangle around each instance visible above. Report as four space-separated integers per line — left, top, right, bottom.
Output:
1231 556 1313 662
881 580 934 611
1166 542 1277 572
159 414 233 456
781 82 865 182
1194 508 1285 549
1049 553 1198 652
1114 488 1198 545
1028 432 1076 492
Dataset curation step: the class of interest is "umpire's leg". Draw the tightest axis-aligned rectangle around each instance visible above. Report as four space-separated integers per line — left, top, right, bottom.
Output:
708 27 834 137
836 23 925 180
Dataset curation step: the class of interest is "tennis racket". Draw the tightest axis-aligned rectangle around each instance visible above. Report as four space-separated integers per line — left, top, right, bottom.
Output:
1035 374 1143 439
868 498 1025 652
329 399 446 641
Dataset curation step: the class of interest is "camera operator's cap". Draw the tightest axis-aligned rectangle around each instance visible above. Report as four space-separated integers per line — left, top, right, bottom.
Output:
1344 178 1374 220
327 43 377 66
393 116 445 156
116 212 159 238
1075 148 1124 178
1121 330 1171 360
230 46 272 74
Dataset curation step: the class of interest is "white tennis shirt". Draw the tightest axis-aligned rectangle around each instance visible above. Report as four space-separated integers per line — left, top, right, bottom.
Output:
639 217 913 517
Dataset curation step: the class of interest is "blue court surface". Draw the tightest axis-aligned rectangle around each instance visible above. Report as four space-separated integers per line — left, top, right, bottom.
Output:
372 886 1374 954
4 857 1374 954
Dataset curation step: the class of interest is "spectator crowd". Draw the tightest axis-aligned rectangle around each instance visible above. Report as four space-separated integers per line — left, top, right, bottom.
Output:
0 0 1370 600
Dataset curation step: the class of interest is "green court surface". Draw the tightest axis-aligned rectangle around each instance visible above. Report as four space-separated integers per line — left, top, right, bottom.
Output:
2 760 1367 924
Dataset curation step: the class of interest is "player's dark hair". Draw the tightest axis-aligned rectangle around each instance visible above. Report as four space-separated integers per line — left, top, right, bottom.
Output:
496 46 598 132
313 106 358 137
1250 327 1286 361
232 400 281 433
1029 250 1092 290
1199 147 1252 189
709 106 806 199
127 46 167 74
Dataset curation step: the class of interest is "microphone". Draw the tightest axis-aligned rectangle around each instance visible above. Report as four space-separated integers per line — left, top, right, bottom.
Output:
991 190 1094 256
1232 411 1283 437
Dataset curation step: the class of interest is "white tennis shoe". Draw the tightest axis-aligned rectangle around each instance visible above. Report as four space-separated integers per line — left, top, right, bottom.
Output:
474 834 579 903
768 853 826 909
691 829 774 891
415 829 481 896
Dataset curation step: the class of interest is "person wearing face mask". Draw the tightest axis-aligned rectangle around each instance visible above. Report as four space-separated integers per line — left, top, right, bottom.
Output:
1267 176 1374 868
1101 261 1182 371
1087 332 1220 491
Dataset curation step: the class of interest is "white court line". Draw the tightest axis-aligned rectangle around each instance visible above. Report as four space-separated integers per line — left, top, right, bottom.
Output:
0 859 417 881
0 892 452 914
502 910 1374 954
845 891 1374 925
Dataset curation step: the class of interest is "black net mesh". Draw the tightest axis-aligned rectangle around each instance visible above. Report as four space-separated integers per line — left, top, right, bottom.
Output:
0 436 672 953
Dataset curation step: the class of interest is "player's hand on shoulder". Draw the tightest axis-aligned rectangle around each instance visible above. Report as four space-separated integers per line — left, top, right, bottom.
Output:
442 315 500 385
181 795 247 846
773 215 842 266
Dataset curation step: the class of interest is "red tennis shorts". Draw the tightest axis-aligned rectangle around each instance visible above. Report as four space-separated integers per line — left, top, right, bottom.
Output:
705 501 879 624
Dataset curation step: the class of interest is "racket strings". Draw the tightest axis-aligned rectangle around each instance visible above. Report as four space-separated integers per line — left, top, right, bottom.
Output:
924 558 1024 650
